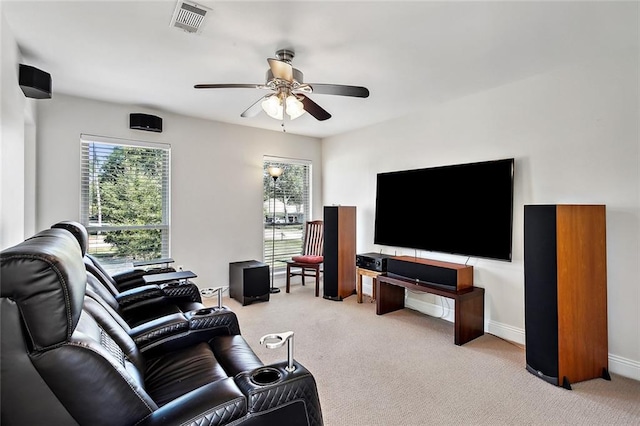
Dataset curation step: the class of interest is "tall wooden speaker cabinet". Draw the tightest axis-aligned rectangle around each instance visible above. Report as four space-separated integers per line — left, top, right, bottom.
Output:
323 206 356 301
524 204 609 389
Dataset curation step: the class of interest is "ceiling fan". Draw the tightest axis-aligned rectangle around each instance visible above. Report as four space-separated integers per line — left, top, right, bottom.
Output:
194 49 369 122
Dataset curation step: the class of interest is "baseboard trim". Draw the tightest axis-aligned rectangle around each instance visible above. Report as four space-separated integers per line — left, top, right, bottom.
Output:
405 293 454 322
400 291 639 381
608 353 640 381
487 319 525 346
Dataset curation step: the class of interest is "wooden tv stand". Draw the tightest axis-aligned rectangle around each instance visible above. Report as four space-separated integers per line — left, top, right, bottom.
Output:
375 273 485 345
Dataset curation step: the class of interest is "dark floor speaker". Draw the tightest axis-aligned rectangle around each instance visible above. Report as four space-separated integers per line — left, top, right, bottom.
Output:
130 113 163 132
524 205 560 384
323 206 356 301
524 204 608 389
386 256 473 290
19 64 52 99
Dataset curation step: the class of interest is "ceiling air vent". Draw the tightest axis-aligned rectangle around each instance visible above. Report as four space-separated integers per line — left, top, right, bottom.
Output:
170 1 210 34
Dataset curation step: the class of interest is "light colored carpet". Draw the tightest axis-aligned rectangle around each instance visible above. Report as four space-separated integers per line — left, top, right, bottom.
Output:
204 281 640 426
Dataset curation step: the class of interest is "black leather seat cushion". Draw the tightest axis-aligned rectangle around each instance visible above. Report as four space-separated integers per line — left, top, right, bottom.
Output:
144 342 228 406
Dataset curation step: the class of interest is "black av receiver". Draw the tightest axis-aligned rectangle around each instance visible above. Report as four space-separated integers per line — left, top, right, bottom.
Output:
356 252 391 272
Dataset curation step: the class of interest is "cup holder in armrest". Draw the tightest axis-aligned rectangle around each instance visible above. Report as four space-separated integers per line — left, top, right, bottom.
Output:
250 367 282 386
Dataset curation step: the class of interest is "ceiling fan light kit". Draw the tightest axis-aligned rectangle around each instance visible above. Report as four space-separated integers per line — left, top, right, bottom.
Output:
261 94 283 120
261 92 306 120
195 49 369 122
285 95 305 120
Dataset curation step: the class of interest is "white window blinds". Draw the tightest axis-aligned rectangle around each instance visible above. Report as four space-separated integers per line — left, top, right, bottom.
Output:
80 134 171 270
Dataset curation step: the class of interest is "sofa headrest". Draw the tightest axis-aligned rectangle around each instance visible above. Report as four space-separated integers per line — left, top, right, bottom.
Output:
51 221 88 256
0 228 86 350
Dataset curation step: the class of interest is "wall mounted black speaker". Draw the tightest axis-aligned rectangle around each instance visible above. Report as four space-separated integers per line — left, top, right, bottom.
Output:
129 113 163 132
19 64 52 99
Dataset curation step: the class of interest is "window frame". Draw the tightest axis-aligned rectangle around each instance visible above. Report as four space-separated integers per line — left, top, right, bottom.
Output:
80 134 171 270
263 156 312 272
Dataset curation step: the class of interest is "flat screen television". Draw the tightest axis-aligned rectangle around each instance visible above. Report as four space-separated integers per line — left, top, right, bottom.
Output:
374 158 515 262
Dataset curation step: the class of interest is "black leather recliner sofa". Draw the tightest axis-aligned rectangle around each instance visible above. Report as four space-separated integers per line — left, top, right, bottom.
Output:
52 220 204 304
1 228 324 426
51 220 206 328
52 221 180 292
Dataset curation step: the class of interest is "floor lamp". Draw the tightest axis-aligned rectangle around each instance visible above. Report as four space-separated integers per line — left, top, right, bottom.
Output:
268 166 283 294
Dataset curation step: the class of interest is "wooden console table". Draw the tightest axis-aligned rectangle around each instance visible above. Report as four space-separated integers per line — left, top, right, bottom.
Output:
356 267 382 303
375 273 485 345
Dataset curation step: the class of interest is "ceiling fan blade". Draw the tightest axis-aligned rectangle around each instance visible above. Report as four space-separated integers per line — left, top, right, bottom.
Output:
305 83 369 98
299 96 331 121
267 58 293 81
241 96 269 118
194 83 268 89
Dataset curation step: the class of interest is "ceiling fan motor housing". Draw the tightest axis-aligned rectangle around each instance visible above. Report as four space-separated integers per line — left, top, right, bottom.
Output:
266 68 304 85
275 49 295 63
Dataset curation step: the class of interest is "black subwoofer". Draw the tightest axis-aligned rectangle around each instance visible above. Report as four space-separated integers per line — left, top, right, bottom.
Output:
229 260 270 306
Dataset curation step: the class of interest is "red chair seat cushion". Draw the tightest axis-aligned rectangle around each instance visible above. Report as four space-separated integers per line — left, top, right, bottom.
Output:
291 255 323 264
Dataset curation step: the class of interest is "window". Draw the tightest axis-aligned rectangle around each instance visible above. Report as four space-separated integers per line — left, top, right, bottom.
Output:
263 157 311 271
81 134 170 272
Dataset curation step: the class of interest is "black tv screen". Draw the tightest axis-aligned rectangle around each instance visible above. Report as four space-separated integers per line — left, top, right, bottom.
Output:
374 158 514 261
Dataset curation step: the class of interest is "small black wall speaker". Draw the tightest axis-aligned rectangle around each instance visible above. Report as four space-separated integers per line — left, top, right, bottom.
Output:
129 113 163 132
19 64 52 99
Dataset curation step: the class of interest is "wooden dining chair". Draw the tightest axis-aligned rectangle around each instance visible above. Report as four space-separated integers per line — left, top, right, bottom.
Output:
286 220 324 296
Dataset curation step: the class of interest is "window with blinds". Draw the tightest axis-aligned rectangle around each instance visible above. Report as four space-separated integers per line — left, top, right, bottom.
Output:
80 135 170 272
263 157 311 271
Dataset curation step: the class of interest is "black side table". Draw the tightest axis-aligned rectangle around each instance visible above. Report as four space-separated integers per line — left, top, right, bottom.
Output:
229 260 270 306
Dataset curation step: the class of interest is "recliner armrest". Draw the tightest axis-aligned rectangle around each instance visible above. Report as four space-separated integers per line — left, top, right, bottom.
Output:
161 281 203 303
136 378 247 426
115 285 165 308
129 313 189 350
112 265 177 292
234 361 324 426
140 307 242 356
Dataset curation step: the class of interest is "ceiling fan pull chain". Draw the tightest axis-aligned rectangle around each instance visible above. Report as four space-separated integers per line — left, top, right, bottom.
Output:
281 119 286 133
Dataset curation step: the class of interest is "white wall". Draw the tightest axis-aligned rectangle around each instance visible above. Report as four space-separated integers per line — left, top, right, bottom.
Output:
0 10 31 249
34 94 323 290
322 57 639 379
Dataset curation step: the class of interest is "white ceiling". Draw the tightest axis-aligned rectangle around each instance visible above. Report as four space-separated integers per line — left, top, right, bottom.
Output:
2 1 634 138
